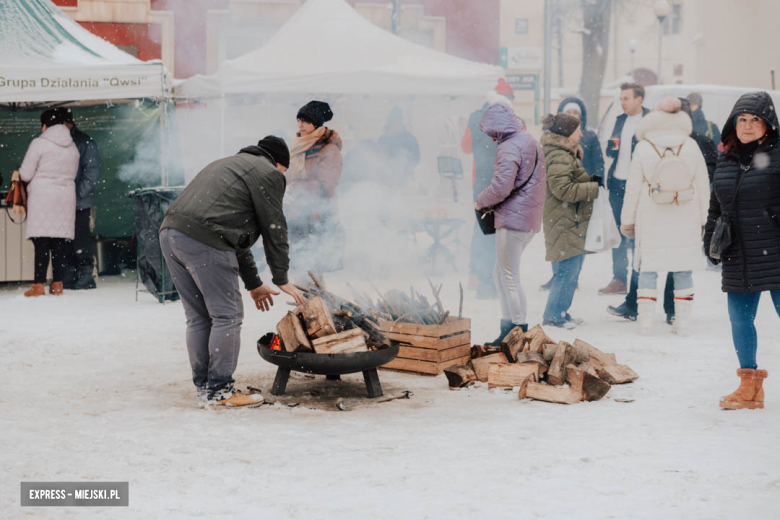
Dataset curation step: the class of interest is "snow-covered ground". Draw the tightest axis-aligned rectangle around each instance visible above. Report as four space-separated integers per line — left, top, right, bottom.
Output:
2 234 779 519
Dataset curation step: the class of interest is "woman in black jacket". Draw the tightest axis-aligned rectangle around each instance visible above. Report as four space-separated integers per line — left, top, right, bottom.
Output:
703 91 780 410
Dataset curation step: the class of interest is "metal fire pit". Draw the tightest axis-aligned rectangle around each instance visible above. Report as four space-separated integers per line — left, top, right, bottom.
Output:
257 336 399 398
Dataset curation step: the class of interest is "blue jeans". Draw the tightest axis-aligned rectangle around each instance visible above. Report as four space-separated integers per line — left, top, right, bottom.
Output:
608 176 630 283
638 271 693 291
543 254 584 323
469 219 496 285
727 291 780 369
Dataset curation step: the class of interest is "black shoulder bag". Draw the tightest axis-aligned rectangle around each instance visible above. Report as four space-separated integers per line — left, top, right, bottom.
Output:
709 163 750 260
475 149 539 236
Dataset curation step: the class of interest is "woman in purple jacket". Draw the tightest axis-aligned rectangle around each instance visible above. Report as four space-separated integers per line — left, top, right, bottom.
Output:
475 93 546 344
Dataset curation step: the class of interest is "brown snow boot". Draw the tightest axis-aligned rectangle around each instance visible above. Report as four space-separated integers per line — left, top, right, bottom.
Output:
49 281 64 296
720 369 768 410
24 283 45 297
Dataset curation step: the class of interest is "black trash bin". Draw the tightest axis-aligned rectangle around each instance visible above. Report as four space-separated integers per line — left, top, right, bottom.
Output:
131 187 184 303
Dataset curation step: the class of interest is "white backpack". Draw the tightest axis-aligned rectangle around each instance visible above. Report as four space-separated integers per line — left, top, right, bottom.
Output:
646 141 695 205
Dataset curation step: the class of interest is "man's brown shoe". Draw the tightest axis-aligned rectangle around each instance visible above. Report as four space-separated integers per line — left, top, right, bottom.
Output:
24 284 45 297
598 279 628 295
49 281 64 296
215 390 262 407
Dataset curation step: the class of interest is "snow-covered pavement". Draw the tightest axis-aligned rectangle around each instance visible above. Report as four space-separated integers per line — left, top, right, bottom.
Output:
2 240 779 519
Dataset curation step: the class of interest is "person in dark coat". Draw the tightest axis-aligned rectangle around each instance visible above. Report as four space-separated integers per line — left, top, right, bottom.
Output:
679 98 718 183
55 108 100 290
462 79 514 299
601 83 650 297
687 92 722 146
540 97 605 291
703 91 780 410
377 107 420 186
160 136 306 407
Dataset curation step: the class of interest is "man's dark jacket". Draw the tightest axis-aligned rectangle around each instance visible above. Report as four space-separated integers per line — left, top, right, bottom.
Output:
71 126 101 210
556 97 604 179
467 103 498 200
692 108 722 145
160 146 290 290
690 131 718 184
605 106 650 181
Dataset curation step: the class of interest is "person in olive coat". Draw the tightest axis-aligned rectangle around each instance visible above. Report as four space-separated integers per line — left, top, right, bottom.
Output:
703 91 780 410
541 113 599 329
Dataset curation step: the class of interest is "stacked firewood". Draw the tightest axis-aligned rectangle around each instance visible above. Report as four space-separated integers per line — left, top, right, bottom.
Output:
275 273 390 354
345 280 464 326
444 325 638 404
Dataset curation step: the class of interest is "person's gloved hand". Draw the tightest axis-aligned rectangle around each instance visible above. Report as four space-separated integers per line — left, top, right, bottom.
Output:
591 175 603 187
707 256 722 266
620 224 635 239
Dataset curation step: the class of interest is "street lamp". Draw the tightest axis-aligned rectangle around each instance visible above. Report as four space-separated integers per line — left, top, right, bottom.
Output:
628 38 638 82
653 0 672 84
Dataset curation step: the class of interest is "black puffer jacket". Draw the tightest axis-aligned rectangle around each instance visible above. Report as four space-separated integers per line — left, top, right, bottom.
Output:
703 91 780 293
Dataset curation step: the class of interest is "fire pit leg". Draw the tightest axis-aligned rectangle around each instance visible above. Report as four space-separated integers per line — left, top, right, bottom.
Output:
363 368 383 398
272 367 291 396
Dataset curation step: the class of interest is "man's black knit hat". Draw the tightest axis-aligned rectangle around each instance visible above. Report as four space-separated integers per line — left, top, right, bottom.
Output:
297 101 333 128
257 135 290 169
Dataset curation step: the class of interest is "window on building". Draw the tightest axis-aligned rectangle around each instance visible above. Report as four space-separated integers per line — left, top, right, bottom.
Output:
663 4 682 35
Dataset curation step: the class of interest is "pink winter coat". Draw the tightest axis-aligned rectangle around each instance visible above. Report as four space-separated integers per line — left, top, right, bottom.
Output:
19 125 80 240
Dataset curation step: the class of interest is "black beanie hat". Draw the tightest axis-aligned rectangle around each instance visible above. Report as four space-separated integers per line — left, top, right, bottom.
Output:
297 101 333 128
40 108 65 127
54 107 74 124
257 135 290 169
542 113 580 137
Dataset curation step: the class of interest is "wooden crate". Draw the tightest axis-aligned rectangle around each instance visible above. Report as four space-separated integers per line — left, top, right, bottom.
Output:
378 317 471 375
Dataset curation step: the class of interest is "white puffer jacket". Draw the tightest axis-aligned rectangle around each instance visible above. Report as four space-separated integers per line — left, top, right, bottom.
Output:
621 110 710 273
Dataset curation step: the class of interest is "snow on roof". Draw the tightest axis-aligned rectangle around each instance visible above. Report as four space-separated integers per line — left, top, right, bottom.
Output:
177 0 503 98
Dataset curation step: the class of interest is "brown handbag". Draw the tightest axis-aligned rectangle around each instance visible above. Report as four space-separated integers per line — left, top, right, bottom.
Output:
4 179 27 223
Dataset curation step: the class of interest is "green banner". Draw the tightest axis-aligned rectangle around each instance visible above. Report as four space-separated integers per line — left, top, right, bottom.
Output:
0 100 183 237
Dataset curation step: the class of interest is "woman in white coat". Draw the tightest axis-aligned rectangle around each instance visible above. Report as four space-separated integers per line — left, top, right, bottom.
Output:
11 109 79 297
620 97 710 336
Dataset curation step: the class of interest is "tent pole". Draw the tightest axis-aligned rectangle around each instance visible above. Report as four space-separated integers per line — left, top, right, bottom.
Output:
219 94 226 157
160 98 168 187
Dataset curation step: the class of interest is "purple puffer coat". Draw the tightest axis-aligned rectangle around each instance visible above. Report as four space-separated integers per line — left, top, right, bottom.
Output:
19 124 79 240
475 101 546 233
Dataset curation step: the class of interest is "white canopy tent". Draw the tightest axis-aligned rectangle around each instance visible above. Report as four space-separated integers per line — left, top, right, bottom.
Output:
0 0 168 103
175 0 503 99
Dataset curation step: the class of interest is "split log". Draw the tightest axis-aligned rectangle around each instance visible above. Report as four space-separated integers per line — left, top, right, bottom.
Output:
500 327 526 362
541 342 558 363
524 382 582 404
573 339 638 384
566 365 611 401
298 296 337 339
487 364 538 389
576 361 601 378
547 341 576 386
524 325 555 354
470 353 509 382
515 352 548 375
276 312 313 352
311 328 368 354
470 344 502 359
444 365 477 388
572 342 590 364
517 378 531 399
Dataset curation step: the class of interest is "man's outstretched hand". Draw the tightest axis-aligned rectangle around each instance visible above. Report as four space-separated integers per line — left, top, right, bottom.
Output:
278 283 306 306
250 283 306 311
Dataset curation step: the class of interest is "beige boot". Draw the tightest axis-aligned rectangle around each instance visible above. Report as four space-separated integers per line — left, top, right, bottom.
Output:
720 369 768 410
672 289 693 336
24 283 45 297
215 390 262 407
637 289 656 336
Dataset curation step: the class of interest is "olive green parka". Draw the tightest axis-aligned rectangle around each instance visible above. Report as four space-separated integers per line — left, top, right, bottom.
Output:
541 132 600 263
